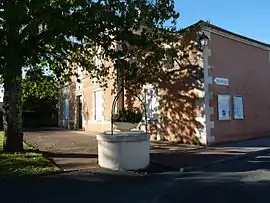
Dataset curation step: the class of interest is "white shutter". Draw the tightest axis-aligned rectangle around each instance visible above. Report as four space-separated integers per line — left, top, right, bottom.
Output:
150 89 157 119
64 99 69 119
93 90 103 121
97 90 102 121
145 87 157 121
146 89 152 119
76 66 83 91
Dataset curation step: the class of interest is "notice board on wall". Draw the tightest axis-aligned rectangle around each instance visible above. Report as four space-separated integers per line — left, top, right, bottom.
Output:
233 96 244 119
217 94 231 121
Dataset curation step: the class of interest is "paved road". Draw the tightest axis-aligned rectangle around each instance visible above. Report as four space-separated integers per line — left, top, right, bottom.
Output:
155 148 270 203
1 149 270 203
0 171 174 203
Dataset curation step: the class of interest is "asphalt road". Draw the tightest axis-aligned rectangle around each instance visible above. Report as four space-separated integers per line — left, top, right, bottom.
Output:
1 149 270 203
155 148 270 203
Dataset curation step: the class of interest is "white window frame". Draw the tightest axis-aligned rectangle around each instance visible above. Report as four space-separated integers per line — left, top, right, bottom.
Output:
76 66 83 91
217 94 231 121
63 98 69 120
93 89 103 122
233 96 244 120
143 84 158 122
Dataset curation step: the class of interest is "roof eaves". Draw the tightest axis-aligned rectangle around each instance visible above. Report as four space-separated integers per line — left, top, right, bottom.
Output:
197 20 270 48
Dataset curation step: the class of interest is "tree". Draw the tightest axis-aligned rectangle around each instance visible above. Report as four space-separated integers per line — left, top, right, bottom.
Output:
22 69 59 128
0 0 196 152
22 68 59 104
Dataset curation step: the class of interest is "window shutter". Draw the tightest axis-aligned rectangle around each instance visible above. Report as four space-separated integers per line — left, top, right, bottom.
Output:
64 99 69 119
96 91 102 121
93 90 103 121
144 87 157 121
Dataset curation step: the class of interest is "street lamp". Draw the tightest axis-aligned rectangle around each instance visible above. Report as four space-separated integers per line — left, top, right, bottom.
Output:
199 32 209 49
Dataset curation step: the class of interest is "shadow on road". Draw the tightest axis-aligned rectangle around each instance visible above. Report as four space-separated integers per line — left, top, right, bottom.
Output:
155 173 270 203
154 149 270 203
23 127 67 132
2 147 270 203
193 149 270 173
0 171 172 203
43 152 98 159
2 156 270 203
40 149 243 173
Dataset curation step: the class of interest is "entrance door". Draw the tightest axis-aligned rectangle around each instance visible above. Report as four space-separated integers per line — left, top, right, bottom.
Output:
77 96 83 129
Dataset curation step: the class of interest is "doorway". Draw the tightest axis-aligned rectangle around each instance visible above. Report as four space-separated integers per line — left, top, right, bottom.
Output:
77 95 83 129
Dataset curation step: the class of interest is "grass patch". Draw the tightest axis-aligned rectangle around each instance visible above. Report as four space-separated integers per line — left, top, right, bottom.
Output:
0 132 58 179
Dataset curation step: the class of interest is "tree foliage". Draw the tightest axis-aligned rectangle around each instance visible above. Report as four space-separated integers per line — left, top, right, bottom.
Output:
22 68 59 102
0 0 203 152
1 0 180 81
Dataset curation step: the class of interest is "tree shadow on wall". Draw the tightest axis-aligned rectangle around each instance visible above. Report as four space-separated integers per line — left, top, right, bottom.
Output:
110 24 205 145
136 27 205 145
154 27 205 145
157 64 205 145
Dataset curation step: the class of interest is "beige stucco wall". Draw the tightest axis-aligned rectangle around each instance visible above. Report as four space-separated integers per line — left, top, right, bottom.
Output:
81 67 116 133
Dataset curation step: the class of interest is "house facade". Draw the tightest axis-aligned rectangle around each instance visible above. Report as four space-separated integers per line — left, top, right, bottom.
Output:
203 23 270 144
59 21 270 145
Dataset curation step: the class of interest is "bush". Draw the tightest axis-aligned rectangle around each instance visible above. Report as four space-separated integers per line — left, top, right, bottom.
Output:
113 108 143 123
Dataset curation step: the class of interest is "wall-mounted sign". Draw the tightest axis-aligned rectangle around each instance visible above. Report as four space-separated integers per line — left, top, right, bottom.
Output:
214 77 229 86
217 94 231 121
233 96 244 120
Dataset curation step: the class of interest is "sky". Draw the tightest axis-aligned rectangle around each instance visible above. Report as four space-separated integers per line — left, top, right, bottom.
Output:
174 0 270 44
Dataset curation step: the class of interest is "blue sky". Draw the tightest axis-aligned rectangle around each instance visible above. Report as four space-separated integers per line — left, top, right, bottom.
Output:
174 0 270 43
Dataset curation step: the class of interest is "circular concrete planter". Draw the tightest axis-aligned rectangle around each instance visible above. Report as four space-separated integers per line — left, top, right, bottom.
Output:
113 122 139 131
96 131 150 170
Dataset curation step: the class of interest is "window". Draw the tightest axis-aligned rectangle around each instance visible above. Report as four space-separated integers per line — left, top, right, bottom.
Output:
76 66 83 91
77 66 83 81
92 57 102 85
94 56 102 68
63 86 69 96
93 90 103 121
217 94 231 121
233 96 244 120
144 87 158 121
63 98 69 119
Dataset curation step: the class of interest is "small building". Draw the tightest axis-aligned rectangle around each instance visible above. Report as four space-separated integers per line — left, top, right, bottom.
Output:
58 21 270 145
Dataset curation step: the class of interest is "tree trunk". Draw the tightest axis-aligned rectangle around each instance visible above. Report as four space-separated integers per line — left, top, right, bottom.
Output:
2 69 23 152
2 0 24 152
